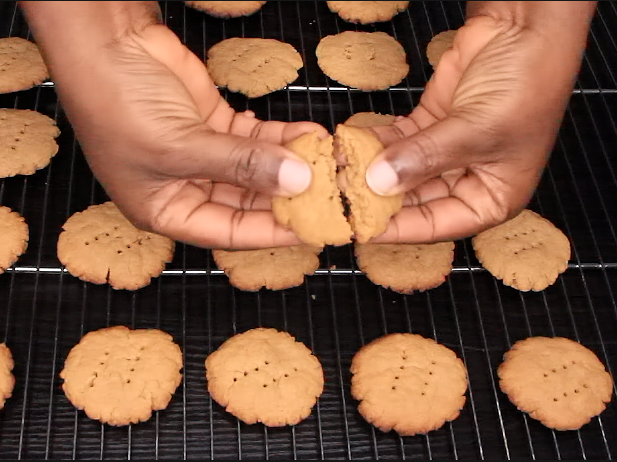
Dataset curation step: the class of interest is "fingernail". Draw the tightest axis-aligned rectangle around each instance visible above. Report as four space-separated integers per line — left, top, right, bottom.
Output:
366 159 399 196
278 158 312 195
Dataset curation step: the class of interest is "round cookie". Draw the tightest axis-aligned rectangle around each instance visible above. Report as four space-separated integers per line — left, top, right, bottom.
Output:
212 244 322 292
206 37 303 98
498 336 614 431
0 37 48 94
0 343 15 411
0 206 29 274
184 1 266 18
327 1 409 25
472 209 571 292
57 201 175 291
351 333 468 436
316 31 409 91
344 111 396 128
60 325 183 426
272 132 352 247
334 124 403 243
205 327 324 427
0 109 60 178
355 241 455 294
426 29 457 69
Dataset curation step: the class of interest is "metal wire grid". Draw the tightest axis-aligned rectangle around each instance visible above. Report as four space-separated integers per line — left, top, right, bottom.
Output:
0 1 616 459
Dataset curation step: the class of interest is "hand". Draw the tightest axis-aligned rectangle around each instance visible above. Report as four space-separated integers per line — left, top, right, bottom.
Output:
22 1 327 249
364 1 597 244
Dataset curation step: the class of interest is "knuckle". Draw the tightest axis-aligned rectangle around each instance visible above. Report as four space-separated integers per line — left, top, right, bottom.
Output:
407 132 441 172
143 206 169 236
229 142 265 187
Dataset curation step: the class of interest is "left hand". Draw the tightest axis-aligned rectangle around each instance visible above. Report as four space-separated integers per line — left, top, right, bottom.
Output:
22 1 328 249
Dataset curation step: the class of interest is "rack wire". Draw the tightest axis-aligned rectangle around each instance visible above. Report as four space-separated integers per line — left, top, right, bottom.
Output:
0 1 616 459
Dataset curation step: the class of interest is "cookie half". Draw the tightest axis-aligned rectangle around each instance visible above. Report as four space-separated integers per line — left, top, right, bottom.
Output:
355 242 455 294
327 1 409 24
316 31 409 91
57 202 175 290
426 29 457 69
334 124 403 243
212 244 322 291
498 336 614 431
0 37 48 94
344 111 396 128
206 327 324 426
0 343 15 411
0 109 60 178
272 132 352 247
185 1 266 18
472 209 571 291
207 37 302 98
0 206 28 274
351 333 468 436
60 325 183 426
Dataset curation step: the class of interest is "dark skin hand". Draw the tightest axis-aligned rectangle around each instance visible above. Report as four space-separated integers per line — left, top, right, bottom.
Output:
21 1 597 249
20 1 328 250
364 1 597 244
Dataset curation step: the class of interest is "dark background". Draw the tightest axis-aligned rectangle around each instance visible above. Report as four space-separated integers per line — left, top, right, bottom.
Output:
0 1 616 459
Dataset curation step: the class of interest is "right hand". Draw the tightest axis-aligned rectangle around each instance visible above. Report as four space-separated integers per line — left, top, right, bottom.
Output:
364 2 596 244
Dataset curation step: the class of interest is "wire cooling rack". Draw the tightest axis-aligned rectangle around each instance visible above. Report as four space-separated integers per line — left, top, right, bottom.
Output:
0 1 616 459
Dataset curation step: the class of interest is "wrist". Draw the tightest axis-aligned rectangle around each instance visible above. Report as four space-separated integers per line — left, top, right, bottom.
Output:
19 1 161 64
466 1 597 37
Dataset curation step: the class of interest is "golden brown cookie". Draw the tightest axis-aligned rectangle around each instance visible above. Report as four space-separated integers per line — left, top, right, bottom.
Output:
57 202 175 291
334 124 403 243
316 31 409 91
60 325 183 426
498 336 614 431
207 37 303 98
0 206 28 274
272 132 352 247
472 209 571 292
344 111 396 128
0 343 15 411
327 1 409 24
0 109 60 178
185 1 266 18
351 333 468 436
355 241 455 294
426 29 457 69
212 244 322 291
205 327 324 426
0 37 48 94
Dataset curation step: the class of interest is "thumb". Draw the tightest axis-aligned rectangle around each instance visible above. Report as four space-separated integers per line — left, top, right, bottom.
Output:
365 116 483 196
162 128 313 197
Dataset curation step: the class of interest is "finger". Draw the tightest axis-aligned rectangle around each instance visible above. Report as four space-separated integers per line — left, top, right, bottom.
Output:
365 115 484 197
369 198 493 244
160 127 314 198
189 179 273 211
402 169 468 206
370 176 509 244
367 116 422 148
208 182 273 211
230 116 330 144
369 199 483 244
149 181 302 249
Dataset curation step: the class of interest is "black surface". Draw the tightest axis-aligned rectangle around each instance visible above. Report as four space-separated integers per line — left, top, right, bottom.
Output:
0 1 617 459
